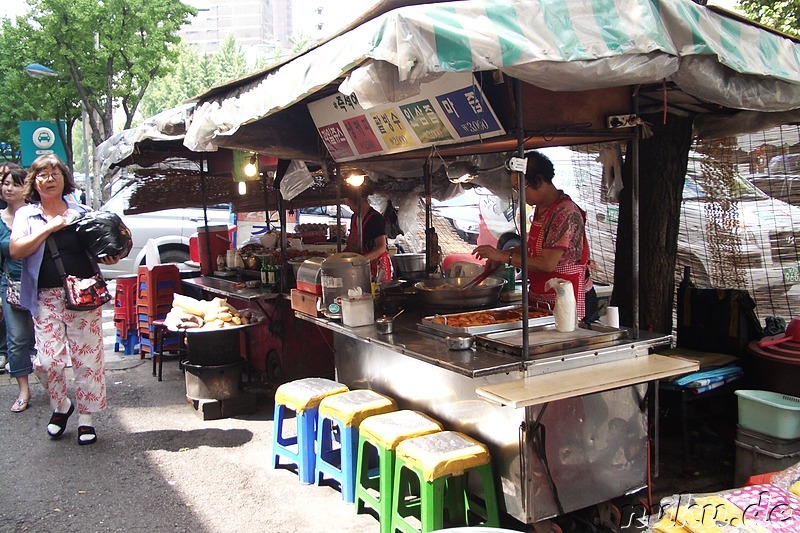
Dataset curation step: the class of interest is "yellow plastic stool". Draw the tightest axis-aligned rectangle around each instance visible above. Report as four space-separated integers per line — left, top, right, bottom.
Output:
355 410 443 533
315 389 398 502
390 431 500 533
271 377 349 484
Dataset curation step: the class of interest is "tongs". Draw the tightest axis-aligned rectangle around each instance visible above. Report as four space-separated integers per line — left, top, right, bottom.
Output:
460 264 500 290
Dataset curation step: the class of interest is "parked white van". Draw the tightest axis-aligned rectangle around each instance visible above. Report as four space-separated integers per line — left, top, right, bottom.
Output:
98 184 232 279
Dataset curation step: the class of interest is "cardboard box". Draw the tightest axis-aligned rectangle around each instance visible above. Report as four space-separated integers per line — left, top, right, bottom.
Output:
291 289 322 317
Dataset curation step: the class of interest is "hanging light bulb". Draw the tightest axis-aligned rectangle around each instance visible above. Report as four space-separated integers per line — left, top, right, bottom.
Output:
238 181 247 195
345 169 366 187
243 155 258 178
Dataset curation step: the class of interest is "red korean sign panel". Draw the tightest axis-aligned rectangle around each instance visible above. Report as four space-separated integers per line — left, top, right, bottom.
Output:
307 72 504 163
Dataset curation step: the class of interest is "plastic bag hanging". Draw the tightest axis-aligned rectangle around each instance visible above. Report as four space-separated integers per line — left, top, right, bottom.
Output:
544 278 577 332
279 160 314 201
383 200 403 239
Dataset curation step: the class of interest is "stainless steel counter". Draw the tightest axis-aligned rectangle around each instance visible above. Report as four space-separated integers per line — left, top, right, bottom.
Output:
297 311 671 378
296 309 675 524
182 276 281 302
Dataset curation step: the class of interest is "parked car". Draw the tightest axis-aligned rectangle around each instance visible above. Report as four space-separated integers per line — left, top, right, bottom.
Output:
98 183 232 279
544 146 800 292
432 188 517 244
747 153 800 207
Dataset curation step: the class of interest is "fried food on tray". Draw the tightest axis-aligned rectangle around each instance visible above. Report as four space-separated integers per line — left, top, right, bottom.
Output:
426 308 550 328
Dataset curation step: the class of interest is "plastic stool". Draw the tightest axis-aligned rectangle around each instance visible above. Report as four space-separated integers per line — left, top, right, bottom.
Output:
315 389 397 503
390 431 500 533
114 330 139 356
355 410 443 533
150 319 185 381
272 378 349 484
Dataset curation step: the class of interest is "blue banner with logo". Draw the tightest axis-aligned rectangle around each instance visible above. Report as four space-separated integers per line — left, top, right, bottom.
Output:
19 120 68 167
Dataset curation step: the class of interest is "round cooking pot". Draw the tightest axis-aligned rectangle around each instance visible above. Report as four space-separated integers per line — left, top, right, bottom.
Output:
375 316 394 335
446 334 475 350
391 253 426 280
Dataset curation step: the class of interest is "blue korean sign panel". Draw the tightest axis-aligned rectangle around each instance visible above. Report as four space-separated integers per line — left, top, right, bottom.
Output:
307 72 504 163
19 120 68 167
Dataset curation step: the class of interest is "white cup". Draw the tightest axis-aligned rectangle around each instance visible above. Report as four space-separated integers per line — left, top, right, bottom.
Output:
603 306 620 328
226 249 236 269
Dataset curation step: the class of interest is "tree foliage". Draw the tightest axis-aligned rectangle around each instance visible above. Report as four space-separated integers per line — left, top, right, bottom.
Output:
0 0 196 164
737 0 800 36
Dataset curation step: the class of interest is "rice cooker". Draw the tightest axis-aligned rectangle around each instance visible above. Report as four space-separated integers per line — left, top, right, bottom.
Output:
320 252 371 318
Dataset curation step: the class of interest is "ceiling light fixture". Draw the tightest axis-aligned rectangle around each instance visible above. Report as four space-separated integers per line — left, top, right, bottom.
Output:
243 155 258 178
345 168 366 187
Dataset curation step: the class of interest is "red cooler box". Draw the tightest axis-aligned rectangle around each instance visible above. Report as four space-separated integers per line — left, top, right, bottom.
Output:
196 225 232 275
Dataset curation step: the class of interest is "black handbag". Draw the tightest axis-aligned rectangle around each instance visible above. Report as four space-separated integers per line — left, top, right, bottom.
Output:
46 237 111 311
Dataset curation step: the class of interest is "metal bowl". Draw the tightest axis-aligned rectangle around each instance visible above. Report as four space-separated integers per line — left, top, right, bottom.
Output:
391 253 426 280
414 277 505 310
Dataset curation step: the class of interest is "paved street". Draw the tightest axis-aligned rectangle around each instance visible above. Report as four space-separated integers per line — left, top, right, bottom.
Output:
0 300 733 532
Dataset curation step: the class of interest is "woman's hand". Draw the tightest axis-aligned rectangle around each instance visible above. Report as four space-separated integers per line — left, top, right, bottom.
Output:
45 215 69 234
472 245 506 264
99 255 121 265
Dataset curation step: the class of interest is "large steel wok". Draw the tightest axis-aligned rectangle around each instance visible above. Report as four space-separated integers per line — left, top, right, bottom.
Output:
414 277 505 310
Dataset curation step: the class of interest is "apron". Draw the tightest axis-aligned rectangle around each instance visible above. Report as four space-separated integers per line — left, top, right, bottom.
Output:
346 209 392 283
526 195 590 319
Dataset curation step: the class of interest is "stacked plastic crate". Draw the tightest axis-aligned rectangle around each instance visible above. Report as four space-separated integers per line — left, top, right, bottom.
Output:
113 274 139 355
137 264 182 358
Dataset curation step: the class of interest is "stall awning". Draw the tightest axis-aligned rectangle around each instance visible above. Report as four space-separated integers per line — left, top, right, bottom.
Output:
184 0 800 155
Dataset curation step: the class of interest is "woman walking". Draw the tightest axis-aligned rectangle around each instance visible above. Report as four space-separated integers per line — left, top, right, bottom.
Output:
10 154 119 444
1 165 41 411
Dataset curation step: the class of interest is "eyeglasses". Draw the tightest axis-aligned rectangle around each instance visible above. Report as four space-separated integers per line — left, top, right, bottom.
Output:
36 172 63 182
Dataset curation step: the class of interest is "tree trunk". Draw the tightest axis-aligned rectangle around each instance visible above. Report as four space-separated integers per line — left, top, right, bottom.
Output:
612 114 694 333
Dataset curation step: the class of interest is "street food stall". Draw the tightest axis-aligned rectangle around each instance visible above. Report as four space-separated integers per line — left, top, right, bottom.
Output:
100 0 800 524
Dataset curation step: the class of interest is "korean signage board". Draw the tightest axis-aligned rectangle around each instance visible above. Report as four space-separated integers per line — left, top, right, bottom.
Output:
19 120 68 167
307 72 505 163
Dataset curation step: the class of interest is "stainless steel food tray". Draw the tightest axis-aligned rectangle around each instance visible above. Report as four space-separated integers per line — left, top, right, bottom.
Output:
417 305 555 337
477 322 628 357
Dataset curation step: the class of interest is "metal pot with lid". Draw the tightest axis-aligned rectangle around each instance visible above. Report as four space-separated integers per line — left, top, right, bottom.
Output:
320 252 371 318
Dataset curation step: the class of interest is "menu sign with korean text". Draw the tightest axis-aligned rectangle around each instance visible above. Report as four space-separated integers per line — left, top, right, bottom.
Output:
308 73 504 162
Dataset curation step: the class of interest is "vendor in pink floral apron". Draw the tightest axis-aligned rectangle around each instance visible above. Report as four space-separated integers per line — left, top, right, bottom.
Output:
472 151 596 321
343 187 392 283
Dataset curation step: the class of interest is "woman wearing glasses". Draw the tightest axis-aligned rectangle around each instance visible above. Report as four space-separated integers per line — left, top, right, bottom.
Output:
472 151 595 321
10 154 119 445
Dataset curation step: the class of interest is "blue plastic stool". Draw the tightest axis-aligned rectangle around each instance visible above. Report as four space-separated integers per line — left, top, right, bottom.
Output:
315 389 397 503
114 330 139 356
271 378 349 485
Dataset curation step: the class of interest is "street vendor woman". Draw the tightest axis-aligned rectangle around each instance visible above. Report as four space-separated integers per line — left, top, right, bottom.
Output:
473 151 596 320
343 185 392 283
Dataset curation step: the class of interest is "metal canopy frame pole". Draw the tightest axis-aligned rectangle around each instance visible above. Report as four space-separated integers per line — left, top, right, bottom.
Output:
335 164 343 253
514 78 530 362
424 161 436 273
200 156 213 273
632 95 640 340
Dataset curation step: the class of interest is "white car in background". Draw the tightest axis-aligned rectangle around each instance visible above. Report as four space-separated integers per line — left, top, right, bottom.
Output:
98 184 232 279
545 146 800 292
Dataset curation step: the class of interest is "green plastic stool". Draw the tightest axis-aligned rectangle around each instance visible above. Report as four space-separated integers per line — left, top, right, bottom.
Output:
354 410 443 533
390 431 500 533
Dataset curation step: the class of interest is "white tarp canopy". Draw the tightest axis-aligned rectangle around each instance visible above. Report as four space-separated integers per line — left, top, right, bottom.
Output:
184 0 800 154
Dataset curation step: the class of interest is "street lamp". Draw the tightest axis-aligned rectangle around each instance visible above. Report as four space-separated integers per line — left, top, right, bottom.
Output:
23 63 58 78
23 62 93 206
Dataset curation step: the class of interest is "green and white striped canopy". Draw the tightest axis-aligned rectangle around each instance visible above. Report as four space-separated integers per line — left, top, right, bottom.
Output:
185 0 800 152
